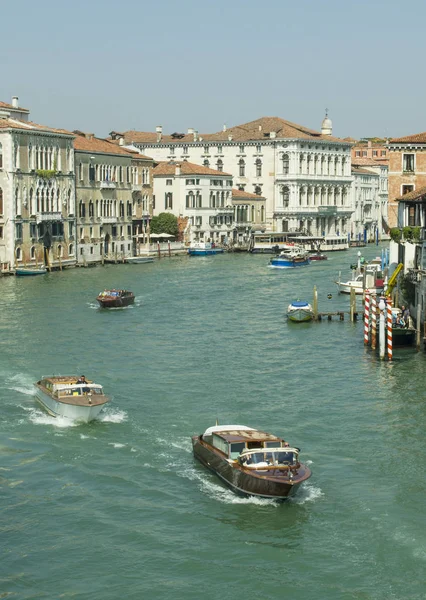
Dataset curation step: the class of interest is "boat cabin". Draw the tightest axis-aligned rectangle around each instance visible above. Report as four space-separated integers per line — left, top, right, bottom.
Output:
201 425 295 461
38 376 104 398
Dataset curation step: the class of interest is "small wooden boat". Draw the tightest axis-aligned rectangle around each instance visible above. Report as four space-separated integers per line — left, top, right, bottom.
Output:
188 242 224 256
192 424 311 500
287 300 314 322
125 256 154 264
96 289 135 308
270 247 310 268
34 376 110 422
308 252 328 261
15 266 47 276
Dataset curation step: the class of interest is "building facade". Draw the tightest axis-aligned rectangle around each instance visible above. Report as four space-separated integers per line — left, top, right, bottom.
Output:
0 99 76 272
387 132 426 229
111 114 354 238
350 158 389 240
153 161 234 243
73 133 153 264
231 188 266 243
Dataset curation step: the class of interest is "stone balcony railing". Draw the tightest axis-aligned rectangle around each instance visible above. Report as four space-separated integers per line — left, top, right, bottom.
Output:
100 181 117 190
132 184 142 192
36 212 63 223
275 205 353 215
101 216 117 223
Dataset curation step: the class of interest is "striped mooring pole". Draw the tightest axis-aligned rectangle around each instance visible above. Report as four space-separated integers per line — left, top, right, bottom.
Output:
371 294 377 350
386 296 393 361
364 290 370 345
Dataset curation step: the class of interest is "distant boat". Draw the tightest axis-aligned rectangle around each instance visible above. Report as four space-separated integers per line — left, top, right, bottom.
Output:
188 242 224 256
335 273 384 295
192 424 311 500
125 256 154 264
15 266 47 276
96 289 135 308
308 252 328 261
34 375 110 422
287 300 314 322
270 247 310 268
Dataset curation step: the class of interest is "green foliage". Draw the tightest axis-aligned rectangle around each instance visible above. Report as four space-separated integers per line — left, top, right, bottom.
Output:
399 274 416 306
402 226 421 243
150 213 179 237
390 228 402 243
36 169 57 179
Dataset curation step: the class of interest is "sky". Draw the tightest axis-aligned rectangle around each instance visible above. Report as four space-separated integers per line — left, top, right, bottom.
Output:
1 0 424 140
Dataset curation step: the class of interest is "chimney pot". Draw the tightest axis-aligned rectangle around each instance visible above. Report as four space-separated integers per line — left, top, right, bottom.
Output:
12 96 19 108
156 125 162 143
223 123 227 132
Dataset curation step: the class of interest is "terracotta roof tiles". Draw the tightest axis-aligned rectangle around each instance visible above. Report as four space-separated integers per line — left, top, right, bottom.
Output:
73 134 139 156
0 101 29 112
395 186 426 202
390 132 426 144
0 117 73 136
231 188 265 200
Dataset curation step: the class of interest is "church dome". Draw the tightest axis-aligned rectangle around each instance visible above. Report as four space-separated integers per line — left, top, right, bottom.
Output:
321 111 332 136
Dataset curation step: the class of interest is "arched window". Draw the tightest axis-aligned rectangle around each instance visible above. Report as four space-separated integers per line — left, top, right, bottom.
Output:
15 187 20 216
217 159 223 172
255 159 262 177
254 186 262 195
0 142 3 169
239 159 245 177
69 243 74 256
203 159 210 168
56 189 60 212
89 201 94 217
57 244 63 258
0 187 3 215
16 247 22 261
29 188 34 215
282 154 289 174
251 205 255 222
282 186 290 207
30 246 36 260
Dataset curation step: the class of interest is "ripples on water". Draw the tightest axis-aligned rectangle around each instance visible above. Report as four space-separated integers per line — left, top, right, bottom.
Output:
1 247 426 599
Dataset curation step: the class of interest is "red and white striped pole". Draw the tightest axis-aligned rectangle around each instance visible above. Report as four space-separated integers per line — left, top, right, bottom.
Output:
386 296 393 361
364 290 370 345
371 294 377 350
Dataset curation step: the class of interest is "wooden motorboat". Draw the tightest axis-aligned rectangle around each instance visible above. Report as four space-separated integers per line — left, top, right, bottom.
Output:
287 300 314 322
192 424 311 500
96 289 135 308
34 376 110 422
125 256 154 264
15 266 47 276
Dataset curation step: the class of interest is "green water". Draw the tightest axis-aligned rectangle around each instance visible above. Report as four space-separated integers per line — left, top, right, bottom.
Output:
1 247 425 600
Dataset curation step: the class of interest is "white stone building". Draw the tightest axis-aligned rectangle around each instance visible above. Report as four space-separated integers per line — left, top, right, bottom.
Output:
0 98 76 272
153 161 234 243
350 158 389 241
111 113 354 237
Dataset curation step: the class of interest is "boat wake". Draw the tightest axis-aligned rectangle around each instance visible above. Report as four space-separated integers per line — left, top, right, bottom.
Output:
97 408 128 423
26 407 79 428
289 482 323 505
5 373 36 396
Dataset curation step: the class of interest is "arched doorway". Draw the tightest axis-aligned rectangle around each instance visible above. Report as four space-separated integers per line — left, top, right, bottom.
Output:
104 233 110 256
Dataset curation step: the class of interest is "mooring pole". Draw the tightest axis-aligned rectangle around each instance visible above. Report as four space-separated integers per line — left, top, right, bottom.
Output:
416 297 422 350
386 296 393 361
313 285 318 320
364 291 370 345
379 298 386 360
371 294 377 349
350 287 356 322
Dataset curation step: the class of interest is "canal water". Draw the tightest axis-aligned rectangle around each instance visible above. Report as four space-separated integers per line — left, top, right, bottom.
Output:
1 245 425 600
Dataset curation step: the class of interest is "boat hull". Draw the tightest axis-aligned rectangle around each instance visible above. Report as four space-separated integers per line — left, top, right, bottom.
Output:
391 327 415 347
188 248 224 256
270 257 310 268
15 268 47 276
96 295 135 308
125 257 154 264
192 436 310 500
287 308 314 322
34 388 106 423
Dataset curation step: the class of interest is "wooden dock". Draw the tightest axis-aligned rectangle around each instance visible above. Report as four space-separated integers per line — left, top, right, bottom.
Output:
315 311 359 321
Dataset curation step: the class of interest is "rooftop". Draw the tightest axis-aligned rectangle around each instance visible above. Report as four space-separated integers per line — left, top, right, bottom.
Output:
0 117 73 136
389 132 426 144
396 186 426 202
153 160 231 177
232 188 265 200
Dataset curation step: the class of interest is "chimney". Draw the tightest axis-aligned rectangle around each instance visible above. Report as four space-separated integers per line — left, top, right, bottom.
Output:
187 127 194 135
270 131 276 139
228 134 233 141
175 164 181 176
156 125 162 142
119 137 124 146
85 133 94 140
223 123 227 132
12 96 19 108
194 130 198 142
259 125 262 131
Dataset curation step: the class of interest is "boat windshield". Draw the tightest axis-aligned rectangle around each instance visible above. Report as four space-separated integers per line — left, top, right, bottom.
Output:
57 385 103 397
239 449 298 467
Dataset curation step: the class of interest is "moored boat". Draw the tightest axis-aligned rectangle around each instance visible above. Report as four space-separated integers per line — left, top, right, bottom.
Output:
34 375 110 422
270 247 310 268
15 266 47 276
287 300 314 322
192 424 311 500
96 289 135 308
125 256 154 264
308 252 328 261
188 242 224 256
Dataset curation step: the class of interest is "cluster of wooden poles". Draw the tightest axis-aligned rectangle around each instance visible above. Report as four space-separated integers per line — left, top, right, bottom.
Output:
364 293 393 360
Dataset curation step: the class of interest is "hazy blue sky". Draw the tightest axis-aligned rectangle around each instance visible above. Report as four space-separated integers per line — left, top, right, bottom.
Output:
1 0 424 139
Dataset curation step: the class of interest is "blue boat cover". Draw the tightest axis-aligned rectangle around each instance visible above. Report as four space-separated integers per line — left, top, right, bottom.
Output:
291 301 309 307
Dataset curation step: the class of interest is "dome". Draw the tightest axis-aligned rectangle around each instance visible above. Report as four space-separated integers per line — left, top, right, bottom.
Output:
321 111 333 136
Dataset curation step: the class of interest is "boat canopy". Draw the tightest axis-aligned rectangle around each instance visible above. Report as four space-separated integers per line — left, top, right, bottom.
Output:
203 425 254 437
238 448 299 466
290 301 309 307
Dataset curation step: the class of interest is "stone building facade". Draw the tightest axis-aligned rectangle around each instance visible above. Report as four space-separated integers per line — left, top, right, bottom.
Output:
0 101 76 272
110 114 353 238
73 133 154 264
387 131 426 228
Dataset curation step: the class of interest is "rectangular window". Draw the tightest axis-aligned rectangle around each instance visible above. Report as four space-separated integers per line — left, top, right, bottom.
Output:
372 150 377 156
166 179 172 186
402 185 414 195
30 223 37 238
408 206 415 226
15 223 22 240
381 150 386 156
0 226 3 238
403 154 415 172
362 151 367 157
355 151 361 157
69 222 74 237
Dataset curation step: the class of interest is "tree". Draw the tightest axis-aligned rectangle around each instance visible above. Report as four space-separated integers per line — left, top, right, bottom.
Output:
150 213 179 237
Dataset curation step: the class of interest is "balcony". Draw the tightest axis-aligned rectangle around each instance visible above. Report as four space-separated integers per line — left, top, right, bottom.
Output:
101 216 117 223
132 184 142 192
100 181 117 189
36 212 63 223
